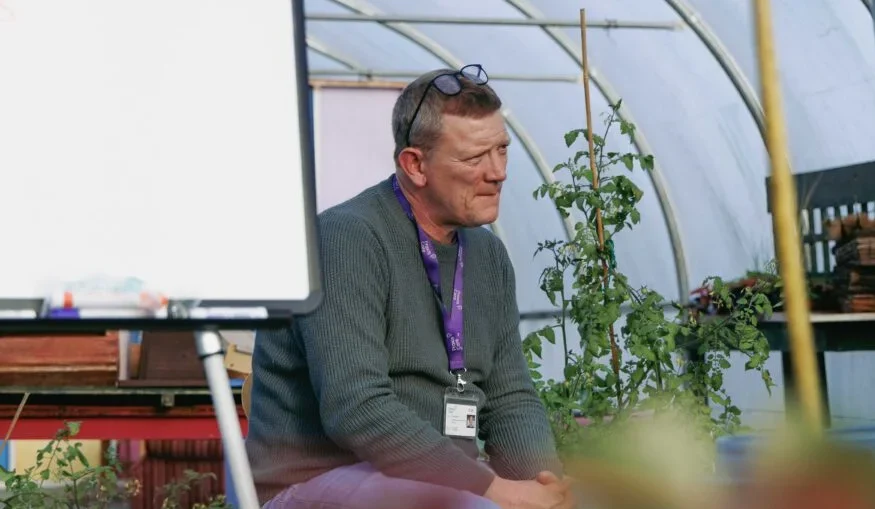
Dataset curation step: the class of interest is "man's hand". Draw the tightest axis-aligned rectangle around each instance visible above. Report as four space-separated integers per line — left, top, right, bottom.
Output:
535 471 578 509
484 476 568 509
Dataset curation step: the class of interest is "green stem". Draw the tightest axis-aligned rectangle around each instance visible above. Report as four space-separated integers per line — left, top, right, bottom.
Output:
655 360 663 393
39 444 59 488
559 274 570 371
72 477 82 509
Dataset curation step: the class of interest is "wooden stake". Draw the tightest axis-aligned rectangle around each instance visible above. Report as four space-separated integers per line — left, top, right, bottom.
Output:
0 392 29 460
580 8 622 407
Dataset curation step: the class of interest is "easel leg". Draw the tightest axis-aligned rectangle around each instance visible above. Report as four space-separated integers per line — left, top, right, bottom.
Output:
195 330 260 509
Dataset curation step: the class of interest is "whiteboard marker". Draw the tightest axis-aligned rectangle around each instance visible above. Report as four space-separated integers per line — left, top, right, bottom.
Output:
48 308 155 319
0 310 38 319
188 307 269 319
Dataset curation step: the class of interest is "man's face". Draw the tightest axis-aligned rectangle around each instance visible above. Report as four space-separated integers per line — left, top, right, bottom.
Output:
422 110 509 228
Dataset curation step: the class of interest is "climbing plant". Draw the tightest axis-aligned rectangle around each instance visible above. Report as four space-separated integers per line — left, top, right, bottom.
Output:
523 101 779 461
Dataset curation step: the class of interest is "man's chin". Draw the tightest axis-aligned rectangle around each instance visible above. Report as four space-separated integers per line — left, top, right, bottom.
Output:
466 211 500 228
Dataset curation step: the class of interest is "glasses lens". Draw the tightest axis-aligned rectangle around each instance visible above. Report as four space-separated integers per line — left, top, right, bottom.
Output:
461 65 487 84
433 74 462 95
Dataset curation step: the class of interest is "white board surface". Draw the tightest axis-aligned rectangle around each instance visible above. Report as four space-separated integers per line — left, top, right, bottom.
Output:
0 0 318 306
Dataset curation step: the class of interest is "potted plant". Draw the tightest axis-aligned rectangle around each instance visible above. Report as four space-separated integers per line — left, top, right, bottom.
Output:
523 102 779 464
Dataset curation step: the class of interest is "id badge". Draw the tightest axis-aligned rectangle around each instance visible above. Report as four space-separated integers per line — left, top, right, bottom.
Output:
443 389 478 440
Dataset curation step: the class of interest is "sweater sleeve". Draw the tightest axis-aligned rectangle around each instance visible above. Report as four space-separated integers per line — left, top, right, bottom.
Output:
298 212 495 495
477 241 564 480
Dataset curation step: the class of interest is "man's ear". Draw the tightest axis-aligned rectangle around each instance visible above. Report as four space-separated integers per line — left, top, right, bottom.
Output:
397 147 428 188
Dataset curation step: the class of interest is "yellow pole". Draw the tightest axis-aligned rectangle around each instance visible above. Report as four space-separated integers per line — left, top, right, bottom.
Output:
752 0 824 434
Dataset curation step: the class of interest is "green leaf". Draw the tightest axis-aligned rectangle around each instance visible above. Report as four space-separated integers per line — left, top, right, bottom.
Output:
718 358 731 369
74 447 90 468
710 392 728 406
39 469 50 481
564 129 585 148
542 327 556 345
630 209 641 224
563 365 577 381
631 367 645 385
66 421 81 436
620 154 634 170
604 372 617 388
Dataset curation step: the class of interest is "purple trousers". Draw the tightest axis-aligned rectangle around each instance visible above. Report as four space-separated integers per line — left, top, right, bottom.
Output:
263 463 501 509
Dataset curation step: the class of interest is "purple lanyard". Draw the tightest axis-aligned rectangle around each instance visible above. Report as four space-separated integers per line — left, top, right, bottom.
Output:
392 175 466 373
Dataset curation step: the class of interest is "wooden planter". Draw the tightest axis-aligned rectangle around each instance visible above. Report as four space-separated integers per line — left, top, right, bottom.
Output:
0 332 119 386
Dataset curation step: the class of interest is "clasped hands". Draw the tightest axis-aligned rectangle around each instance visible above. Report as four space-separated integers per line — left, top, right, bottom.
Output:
484 470 579 509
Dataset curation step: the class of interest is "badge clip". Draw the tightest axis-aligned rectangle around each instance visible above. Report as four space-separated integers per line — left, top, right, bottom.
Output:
454 369 467 393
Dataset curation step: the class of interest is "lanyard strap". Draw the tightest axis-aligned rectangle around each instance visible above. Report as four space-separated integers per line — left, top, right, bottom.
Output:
391 175 465 373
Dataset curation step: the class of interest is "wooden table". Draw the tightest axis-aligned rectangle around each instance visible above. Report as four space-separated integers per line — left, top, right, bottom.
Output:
758 312 875 426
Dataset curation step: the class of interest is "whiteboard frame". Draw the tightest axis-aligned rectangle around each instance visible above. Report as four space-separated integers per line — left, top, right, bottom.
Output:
0 0 322 332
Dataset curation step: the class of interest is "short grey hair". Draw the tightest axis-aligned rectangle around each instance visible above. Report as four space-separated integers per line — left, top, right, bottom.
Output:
392 68 502 163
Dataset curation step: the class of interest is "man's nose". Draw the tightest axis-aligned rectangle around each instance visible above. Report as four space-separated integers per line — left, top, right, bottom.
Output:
485 152 507 182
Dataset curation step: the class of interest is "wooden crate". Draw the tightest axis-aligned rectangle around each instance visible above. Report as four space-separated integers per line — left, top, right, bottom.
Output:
0 333 119 386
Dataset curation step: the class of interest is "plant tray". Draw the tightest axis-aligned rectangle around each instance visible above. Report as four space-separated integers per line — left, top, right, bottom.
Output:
0 333 119 386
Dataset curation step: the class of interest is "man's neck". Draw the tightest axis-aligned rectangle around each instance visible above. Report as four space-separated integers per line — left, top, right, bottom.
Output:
396 179 457 244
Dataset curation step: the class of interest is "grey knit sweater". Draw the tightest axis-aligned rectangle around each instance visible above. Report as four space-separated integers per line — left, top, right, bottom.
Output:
245 176 561 504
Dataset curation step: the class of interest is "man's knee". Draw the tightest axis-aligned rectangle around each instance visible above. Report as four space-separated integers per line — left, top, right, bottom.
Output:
264 463 499 509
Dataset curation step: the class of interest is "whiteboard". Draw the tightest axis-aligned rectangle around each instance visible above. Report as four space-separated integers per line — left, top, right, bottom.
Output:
0 0 321 313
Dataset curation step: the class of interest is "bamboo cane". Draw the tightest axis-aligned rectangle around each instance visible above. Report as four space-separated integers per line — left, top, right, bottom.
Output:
0 392 29 460
753 0 824 434
580 9 622 408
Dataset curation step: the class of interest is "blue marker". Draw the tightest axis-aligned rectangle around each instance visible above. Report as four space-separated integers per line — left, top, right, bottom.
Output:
48 308 154 319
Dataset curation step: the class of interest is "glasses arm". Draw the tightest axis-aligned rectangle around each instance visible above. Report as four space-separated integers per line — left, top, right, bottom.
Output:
404 88 431 148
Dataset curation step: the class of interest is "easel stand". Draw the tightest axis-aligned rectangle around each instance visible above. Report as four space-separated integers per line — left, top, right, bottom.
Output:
195 330 260 509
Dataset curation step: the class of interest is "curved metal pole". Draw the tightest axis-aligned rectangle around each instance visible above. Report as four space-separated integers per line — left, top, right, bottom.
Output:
505 0 690 300
325 0 578 251
867 0 875 46
306 36 363 71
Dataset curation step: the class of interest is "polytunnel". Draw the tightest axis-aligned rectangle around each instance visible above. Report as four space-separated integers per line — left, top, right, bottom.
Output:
301 0 875 428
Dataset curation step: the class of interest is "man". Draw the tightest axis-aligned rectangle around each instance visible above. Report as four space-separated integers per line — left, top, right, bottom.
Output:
246 66 576 509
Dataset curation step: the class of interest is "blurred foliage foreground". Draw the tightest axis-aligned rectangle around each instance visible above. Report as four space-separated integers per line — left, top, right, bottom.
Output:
563 408 875 509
